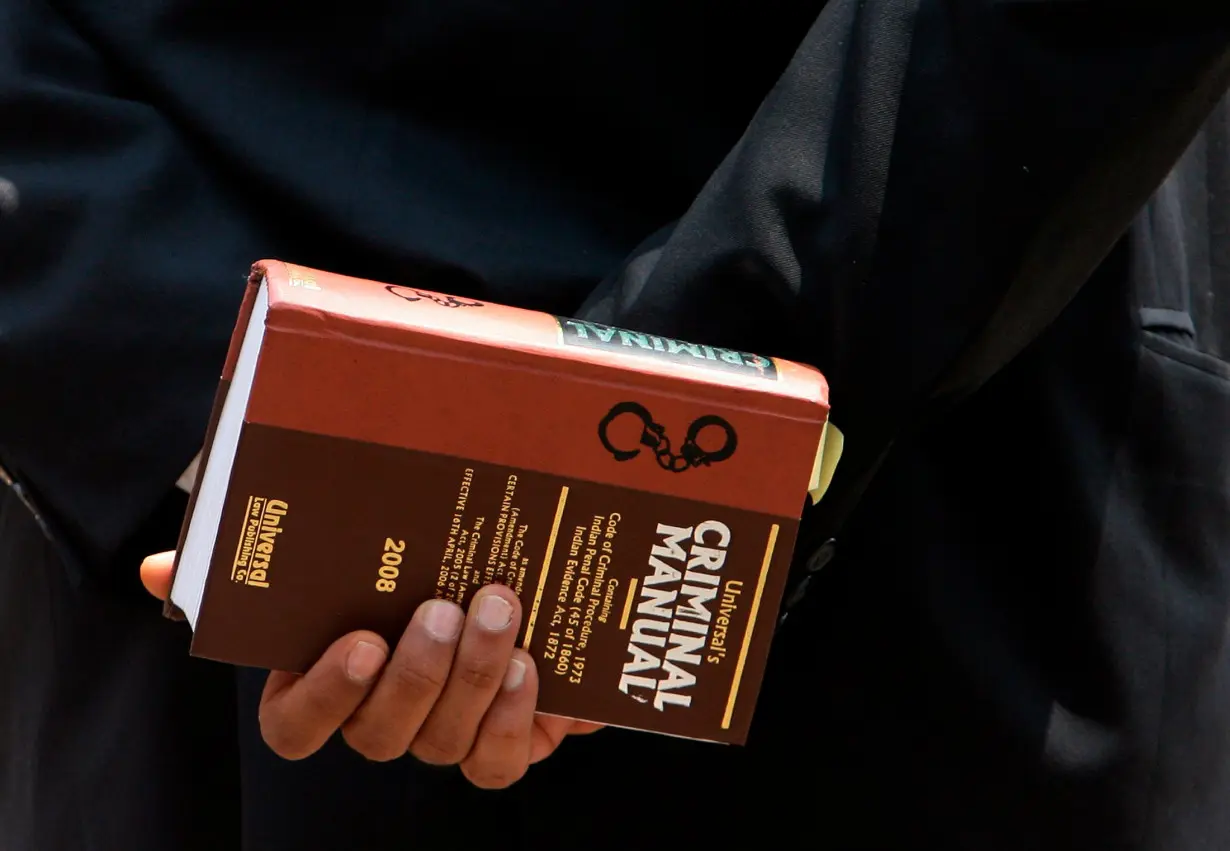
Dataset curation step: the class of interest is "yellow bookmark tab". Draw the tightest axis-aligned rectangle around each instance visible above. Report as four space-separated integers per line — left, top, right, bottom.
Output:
807 421 845 504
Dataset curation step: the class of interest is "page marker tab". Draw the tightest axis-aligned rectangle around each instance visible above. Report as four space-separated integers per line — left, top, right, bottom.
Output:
807 422 844 505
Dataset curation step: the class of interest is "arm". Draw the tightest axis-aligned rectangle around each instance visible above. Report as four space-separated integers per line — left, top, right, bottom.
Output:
579 1 1230 502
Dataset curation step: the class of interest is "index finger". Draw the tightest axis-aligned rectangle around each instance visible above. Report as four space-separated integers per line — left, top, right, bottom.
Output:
259 631 389 760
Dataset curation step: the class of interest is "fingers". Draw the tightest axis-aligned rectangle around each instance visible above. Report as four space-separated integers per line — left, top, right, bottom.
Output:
459 648 538 789
260 631 388 760
341 584 524 767
341 598 465 761
530 716 604 764
259 584 560 789
139 551 175 600
410 584 522 764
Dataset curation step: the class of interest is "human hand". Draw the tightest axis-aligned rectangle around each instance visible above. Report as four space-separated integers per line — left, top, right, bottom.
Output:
141 552 601 788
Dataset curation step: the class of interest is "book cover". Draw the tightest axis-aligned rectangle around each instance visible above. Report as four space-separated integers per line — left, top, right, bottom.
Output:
167 260 839 744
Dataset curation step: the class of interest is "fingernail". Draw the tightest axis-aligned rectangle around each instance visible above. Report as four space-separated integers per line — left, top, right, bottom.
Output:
422 599 464 641
346 641 386 684
477 594 513 631
503 657 526 691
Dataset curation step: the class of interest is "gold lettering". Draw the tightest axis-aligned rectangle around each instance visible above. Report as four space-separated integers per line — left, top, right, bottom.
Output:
230 496 288 588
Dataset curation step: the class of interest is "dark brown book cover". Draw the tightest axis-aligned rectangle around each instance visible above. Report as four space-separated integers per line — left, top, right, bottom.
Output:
168 259 839 744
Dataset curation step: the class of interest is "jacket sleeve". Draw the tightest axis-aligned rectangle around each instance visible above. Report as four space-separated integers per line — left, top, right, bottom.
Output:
577 1 1230 506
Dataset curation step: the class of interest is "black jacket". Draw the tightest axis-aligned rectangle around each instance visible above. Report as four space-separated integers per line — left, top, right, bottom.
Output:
3 1 1230 848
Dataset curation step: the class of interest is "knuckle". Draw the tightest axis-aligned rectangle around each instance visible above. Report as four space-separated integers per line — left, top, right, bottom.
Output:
259 713 312 761
456 657 503 692
389 658 448 698
409 729 468 766
299 684 346 724
341 724 406 763
480 720 525 748
462 758 527 790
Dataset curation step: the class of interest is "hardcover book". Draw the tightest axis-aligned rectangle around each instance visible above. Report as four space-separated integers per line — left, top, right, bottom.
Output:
167 260 841 744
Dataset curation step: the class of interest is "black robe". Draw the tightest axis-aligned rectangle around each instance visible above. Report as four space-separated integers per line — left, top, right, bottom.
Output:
3 1 1230 848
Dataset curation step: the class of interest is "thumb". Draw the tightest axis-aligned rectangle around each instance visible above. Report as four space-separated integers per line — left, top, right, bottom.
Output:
140 551 176 600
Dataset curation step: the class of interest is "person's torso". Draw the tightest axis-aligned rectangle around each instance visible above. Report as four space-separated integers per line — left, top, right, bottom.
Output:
23 5 1230 848
59 0 822 309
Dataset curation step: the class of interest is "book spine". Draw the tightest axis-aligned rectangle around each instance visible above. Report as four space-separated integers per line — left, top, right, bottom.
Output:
254 260 830 417
163 276 263 621
238 310 824 521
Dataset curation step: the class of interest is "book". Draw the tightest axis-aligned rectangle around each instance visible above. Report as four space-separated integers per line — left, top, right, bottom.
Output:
167 259 842 744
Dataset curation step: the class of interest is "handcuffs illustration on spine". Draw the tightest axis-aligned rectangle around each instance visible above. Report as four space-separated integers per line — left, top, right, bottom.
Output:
597 401 738 472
